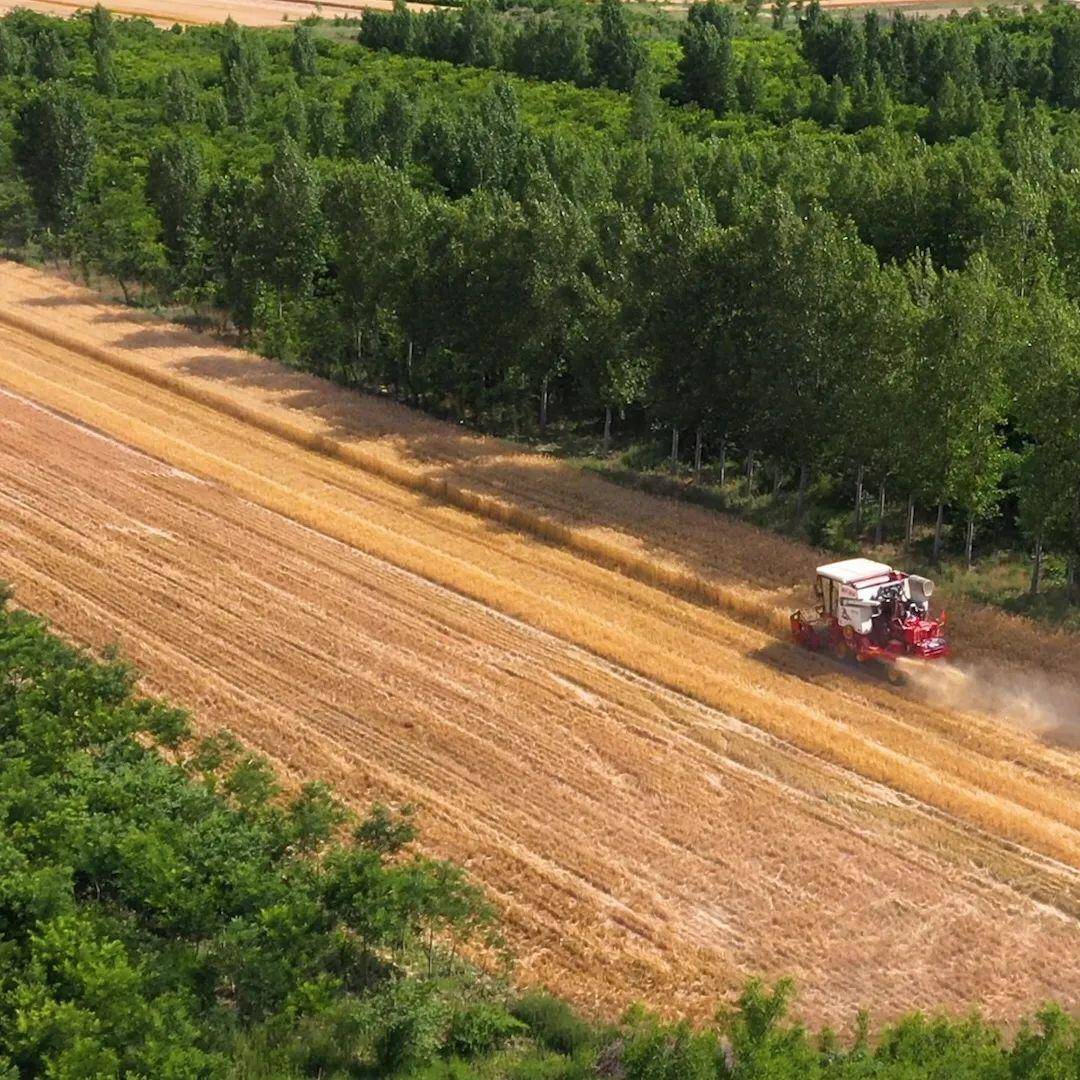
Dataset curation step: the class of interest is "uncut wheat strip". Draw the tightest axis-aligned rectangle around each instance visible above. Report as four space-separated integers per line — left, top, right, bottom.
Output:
6 260 1078 692
0 304 788 634
4 348 1080 869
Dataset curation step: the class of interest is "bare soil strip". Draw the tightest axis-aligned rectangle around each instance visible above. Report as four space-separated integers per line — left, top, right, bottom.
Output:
1 261 1080 1024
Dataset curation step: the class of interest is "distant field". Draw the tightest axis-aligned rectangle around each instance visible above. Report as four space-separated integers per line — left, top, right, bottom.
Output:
0 0 413 27
0 0 993 28
2 260 1080 1027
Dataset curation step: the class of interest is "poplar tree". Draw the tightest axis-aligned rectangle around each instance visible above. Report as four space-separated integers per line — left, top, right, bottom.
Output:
88 4 117 95
147 136 205 277
14 84 94 233
290 23 317 76
162 67 201 123
0 23 28 76
590 0 642 92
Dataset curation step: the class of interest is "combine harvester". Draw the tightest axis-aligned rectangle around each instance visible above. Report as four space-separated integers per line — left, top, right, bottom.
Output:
790 558 949 683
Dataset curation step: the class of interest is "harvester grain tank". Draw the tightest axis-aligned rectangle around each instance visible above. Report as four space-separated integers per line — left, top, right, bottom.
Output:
790 558 949 680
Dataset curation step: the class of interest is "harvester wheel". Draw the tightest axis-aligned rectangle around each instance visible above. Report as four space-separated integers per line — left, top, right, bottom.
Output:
833 638 850 662
886 665 906 686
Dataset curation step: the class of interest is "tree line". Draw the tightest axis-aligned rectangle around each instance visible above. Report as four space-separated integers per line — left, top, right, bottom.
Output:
0 8 1077 591
800 1 1080 109
359 0 646 92
5 589 1080 1077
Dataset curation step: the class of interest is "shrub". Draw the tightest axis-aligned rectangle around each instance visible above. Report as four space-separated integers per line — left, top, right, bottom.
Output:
511 992 596 1057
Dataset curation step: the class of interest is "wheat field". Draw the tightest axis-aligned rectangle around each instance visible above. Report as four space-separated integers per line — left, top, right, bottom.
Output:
2 260 1080 1026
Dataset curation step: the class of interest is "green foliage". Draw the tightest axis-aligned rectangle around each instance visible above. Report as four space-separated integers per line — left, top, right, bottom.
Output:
620 1006 720 1080
220 17 261 126
31 25 69 81
511 992 596 1056
161 65 201 123
678 13 737 116
0 24 28 77
147 134 205 278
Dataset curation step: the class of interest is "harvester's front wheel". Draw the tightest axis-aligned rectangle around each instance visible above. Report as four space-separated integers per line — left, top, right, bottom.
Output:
886 664 906 687
833 638 850 663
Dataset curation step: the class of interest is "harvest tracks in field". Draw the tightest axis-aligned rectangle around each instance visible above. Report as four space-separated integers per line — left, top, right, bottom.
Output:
2 261 1080 1025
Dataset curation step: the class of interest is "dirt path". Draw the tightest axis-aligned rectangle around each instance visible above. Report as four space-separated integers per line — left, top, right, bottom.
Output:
1 260 1080 1026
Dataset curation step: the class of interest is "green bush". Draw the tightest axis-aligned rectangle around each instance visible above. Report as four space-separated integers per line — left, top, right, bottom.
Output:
511 992 596 1057
449 1002 528 1057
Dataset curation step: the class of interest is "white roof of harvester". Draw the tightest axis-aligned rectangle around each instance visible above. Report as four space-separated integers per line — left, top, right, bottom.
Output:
816 558 894 584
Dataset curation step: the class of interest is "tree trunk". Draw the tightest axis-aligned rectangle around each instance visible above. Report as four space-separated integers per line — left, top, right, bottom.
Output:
405 338 414 401
854 464 865 536
745 448 756 496
905 496 915 548
670 426 679 469
965 516 975 570
796 463 809 518
719 436 727 487
603 405 612 451
540 375 549 433
875 481 886 546
1030 531 1044 596
118 279 131 304
693 425 703 479
1067 556 1077 602
931 500 945 564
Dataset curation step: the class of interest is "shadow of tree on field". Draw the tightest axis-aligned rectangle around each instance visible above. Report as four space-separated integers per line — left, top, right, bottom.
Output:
17 293 84 307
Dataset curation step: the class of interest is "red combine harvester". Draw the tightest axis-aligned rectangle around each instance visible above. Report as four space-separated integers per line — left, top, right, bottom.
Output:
790 558 949 681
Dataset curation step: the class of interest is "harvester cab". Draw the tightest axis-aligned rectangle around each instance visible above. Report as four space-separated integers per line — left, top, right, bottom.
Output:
791 558 949 680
